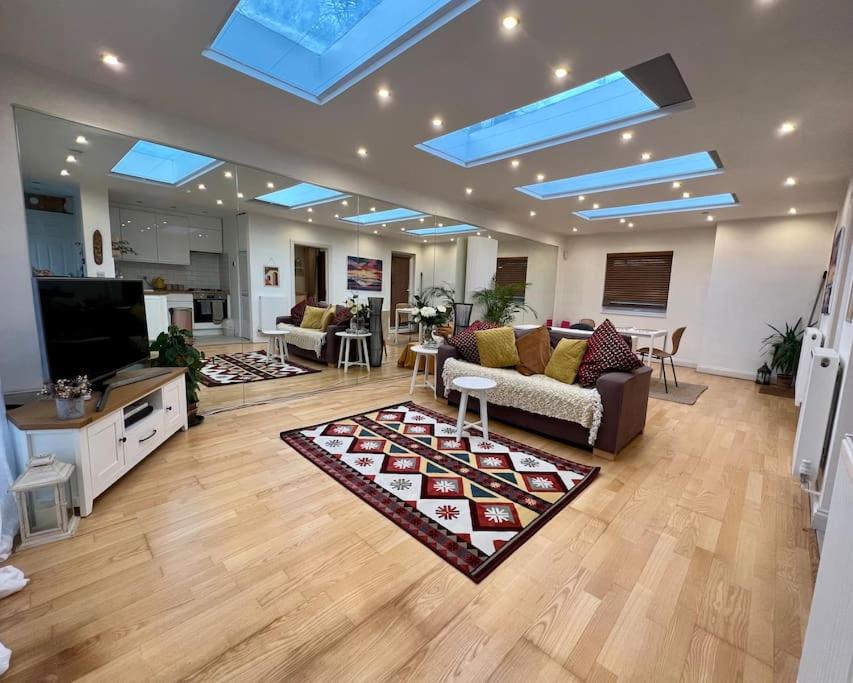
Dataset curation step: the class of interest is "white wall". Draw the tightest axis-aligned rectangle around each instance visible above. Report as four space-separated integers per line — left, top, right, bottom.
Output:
464 236 499 304
554 227 717 365
699 213 836 378
78 180 115 278
498 238 558 325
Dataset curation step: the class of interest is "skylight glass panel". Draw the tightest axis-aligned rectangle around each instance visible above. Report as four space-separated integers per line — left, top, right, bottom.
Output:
111 141 222 186
575 193 738 220
340 208 427 225
408 224 479 236
517 151 723 200
254 182 349 208
204 0 480 104
416 54 692 167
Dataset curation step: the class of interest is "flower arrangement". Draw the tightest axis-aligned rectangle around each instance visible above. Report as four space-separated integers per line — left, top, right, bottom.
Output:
346 295 369 330
413 302 452 346
38 376 92 401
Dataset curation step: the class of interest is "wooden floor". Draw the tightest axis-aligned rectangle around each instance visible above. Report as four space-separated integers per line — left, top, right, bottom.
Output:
0 359 817 681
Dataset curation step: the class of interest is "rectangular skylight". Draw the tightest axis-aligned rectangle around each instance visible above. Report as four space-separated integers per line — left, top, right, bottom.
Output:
575 193 738 220
254 182 350 209
111 141 222 186
416 54 692 167
408 224 479 236
340 208 427 225
204 0 480 104
517 151 723 200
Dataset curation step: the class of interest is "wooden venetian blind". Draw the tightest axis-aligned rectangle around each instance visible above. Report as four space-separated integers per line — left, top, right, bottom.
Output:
602 251 673 311
496 257 529 298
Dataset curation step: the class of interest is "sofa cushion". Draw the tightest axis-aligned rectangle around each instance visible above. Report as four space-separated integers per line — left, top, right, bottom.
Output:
290 297 315 326
515 325 552 376
475 326 520 368
318 305 335 331
578 319 642 387
545 338 588 384
301 305 328 329
331 305 352 327
448 320 498 364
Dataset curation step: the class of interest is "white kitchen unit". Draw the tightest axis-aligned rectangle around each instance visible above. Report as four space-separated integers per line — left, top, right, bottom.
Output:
189 215 223 253
156 213 191 265
8 370 188 516
118 207 158 262
143 292 170 340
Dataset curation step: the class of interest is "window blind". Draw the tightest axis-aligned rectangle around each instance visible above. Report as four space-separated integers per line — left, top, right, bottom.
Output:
602 251 673 311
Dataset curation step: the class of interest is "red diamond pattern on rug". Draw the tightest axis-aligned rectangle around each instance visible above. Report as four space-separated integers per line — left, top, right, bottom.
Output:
280 401 599 583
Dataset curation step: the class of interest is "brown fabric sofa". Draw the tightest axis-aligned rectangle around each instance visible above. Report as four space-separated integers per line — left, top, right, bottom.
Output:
275 303 352 366
435 328 651 459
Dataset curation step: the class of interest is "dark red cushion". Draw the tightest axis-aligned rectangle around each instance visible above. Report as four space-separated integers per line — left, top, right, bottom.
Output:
448 320 499 364
331 305 352 327
290 297 315 326
577 319 642 387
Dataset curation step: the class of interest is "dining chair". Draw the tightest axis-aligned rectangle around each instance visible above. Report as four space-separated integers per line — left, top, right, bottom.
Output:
638 326 686 393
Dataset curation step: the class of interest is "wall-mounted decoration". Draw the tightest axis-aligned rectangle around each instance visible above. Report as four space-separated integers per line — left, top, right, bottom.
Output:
347 256 383 292
822 224 844 315
92 229 103 265
264 265 280 287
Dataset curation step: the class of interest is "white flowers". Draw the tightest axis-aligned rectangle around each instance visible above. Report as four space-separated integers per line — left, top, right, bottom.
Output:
419 306 437 318
436 304 446 313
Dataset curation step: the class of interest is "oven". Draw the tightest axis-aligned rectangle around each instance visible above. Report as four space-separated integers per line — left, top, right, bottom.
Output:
193 295 228 324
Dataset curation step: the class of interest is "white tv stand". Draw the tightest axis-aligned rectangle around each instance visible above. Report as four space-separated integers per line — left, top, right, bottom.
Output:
8 369 188 516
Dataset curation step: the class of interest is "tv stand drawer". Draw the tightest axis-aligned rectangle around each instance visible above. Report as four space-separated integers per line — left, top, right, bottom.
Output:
124 411 166 469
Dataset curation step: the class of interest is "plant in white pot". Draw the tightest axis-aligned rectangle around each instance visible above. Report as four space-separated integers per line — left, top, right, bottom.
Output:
38 376 92 420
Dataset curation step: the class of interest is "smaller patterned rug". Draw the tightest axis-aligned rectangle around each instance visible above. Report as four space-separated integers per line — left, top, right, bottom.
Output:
280 402 599 582
200 350 320 386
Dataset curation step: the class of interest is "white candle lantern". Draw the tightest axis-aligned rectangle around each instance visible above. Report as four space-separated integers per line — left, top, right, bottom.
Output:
11 454 79 549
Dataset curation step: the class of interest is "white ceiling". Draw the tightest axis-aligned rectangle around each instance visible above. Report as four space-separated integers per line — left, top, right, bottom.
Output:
1 0 851 239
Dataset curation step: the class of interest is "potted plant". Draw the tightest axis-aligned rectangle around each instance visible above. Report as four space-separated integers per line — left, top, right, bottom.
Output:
761 318 804 388
412 302 452 347
38 376 92 420
150 325 205 426
346 295 369 331
472 275 537 326
112 239 137 259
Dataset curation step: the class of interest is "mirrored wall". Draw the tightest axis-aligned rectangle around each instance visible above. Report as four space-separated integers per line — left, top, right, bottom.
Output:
15 107 557 415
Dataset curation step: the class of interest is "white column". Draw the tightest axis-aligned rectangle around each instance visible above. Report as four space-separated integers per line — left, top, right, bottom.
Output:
77 180 115 278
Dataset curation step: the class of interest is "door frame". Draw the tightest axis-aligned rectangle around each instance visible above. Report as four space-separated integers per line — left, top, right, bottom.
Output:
290 239 332 305
391 251 416 307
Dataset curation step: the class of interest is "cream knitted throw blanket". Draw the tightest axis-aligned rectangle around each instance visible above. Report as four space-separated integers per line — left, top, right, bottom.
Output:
441 358 603 444
276 323 326 358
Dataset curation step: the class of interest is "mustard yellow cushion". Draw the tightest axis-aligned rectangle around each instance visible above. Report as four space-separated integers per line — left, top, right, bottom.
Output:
474 326 520 368
318 305 335 331
301 305 328 329
545 338 588 384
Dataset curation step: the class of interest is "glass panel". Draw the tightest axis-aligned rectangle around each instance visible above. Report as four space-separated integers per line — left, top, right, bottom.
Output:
25 488 59 534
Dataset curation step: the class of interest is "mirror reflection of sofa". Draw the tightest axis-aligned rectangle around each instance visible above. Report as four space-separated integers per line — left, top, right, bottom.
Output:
436 328 651 459
275 302 355 366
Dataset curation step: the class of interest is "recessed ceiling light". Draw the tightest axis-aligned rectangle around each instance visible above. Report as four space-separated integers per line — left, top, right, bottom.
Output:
536 173 546 182
510 159 521 168
619 218 626 224
216 199 223 205
237 192 244 199
334 213 340 218
419 217 425 222
572 227 578 232
592 203 600 209
621 131 634 142
501 15 519 30
377 87 391 100
784 176 797 186
342 199 349 206
476 231 481 236
432 117 444 128
65 154 77 163
423 239 428 243
450 238 455 242
224 170 233 178
75 135 89 145
382 223 387 227
186 190 192 194
266 181 274 189
465 187 473 195
529 210 536 217
641 152 652 161
554 66 569 79
370 206 376 212
101 53 122 68
487 235 492 239
401 227 406 231
438 223 444 227
357 147 368 158
578 195 585 202
373 229 379 234
788 207 798 215
628 222 634 228
682 191 691 198
706 215 714 221
672 181 682 189
778 121 797 135
59 169 70 176
307 207 313 213
198 183 206 190
308 218 313 222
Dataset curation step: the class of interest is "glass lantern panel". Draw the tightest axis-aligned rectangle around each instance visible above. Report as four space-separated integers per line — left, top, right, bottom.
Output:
25 487 60 534
64 479 75 522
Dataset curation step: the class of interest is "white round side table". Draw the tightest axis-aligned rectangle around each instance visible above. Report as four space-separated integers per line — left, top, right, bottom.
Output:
260 329 290 363
409 344 439 396
451 376 498 441
336 331 371 373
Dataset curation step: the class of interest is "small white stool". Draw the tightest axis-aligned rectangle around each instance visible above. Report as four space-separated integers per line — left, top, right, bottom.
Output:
409 344 439 396
336 331 371 373
261 329 290 363
451 376 498 441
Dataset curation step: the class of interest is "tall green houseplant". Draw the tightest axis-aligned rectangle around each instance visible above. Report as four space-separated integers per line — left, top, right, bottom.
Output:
472 275 537 326
761 318 803 385
150 325 205 423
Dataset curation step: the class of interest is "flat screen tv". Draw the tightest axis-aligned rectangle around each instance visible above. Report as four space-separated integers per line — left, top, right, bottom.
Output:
35 277 150 382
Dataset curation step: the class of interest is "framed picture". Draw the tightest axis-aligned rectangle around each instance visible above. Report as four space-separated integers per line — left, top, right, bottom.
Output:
347 256 382 292
821 224 844 315
264 265 280 287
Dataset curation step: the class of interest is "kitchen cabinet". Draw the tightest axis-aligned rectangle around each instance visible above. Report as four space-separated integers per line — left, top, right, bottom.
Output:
188 215 223 253
119 208 158 263
144 293 170 340
156 213 191 265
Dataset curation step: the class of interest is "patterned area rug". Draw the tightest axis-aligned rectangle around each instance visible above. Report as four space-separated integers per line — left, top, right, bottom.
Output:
200 350 320 386
280 402 599 582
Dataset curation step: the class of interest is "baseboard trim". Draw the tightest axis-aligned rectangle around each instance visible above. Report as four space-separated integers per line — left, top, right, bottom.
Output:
695 365 756 381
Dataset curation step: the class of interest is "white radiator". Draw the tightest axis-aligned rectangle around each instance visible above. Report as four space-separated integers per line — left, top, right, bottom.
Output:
795 327 824 406
793 348 840 480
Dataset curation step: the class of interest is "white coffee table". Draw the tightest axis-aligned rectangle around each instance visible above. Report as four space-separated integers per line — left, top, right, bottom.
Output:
409 344 439 396
261 329 290 363
336 331 371 373
451 376 498 441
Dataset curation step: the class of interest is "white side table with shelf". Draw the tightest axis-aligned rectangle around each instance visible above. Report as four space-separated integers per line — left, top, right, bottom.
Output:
336 331 371 373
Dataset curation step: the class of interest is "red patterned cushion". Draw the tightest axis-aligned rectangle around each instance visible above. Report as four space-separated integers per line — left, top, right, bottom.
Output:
290 297 315 326
448 320 499 364
577 319 642 387
331 305 352 327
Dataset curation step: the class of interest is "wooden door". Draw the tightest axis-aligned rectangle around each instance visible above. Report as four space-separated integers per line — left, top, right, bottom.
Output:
391 254 412 308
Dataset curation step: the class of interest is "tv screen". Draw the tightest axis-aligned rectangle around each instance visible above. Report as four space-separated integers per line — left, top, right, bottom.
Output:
35 278 150 382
